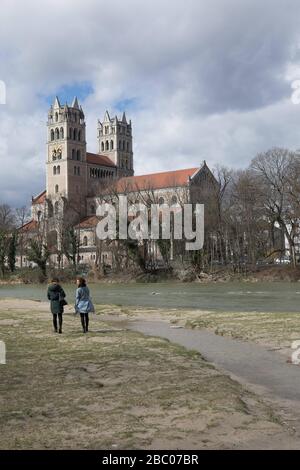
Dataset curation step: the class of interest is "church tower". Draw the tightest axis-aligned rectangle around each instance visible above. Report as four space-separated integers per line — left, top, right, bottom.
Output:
46 96 87 223
97 111 134 177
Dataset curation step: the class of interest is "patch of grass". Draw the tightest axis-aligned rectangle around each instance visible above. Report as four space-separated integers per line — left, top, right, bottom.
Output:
0 302 287 449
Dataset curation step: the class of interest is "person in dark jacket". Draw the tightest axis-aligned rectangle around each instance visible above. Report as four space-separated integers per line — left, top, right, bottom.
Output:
75 277 94 333
47 278 66 334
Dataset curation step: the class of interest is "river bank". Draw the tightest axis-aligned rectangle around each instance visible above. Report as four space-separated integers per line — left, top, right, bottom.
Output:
98 304 300 359
1 298 300 449
1 265 300 286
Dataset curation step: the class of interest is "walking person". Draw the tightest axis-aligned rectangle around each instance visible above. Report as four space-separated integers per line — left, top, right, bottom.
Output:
75 277 94 333
47 278 67 334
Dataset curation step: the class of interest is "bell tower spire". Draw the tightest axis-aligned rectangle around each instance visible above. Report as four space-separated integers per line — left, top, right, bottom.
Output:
97 111 134 177
46 96 87 222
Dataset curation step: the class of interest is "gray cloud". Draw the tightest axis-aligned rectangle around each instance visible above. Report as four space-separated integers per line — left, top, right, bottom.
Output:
1 0 300 206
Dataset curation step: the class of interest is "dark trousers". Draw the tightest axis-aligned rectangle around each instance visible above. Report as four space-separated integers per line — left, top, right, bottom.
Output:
53 313 63 332
80 313 89 332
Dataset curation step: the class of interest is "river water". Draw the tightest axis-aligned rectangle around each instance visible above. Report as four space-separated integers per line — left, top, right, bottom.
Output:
0 281 300 313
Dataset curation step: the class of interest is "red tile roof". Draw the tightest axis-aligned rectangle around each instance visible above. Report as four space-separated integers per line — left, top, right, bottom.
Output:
86 152 116 167
114 167 199 193
75 216 99 229
19 219 38 233
32 190 46 205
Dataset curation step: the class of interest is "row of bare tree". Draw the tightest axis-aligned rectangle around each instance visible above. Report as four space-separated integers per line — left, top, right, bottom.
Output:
200 148 300 270
1 147 299 277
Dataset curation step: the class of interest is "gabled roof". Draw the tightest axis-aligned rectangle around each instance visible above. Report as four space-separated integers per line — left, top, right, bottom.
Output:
19 219 38 233
32 190 46 205
103 110 111 122
71 96 79 109
86 152 116 168
75 216 99 229
53 96 61 108
115 167 199 193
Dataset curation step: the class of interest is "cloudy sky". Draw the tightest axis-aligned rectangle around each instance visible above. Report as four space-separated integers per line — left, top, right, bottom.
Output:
1 0 300 206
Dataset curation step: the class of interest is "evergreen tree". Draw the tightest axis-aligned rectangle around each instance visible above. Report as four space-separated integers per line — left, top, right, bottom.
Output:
8 231 18 273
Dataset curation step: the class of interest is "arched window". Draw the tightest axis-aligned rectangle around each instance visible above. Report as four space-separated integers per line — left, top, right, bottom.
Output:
37 210 42 221
69 128 73 139
54 201 59 215
101 142 104 152
50 129 55 141
90 205 95 214
171 195 178 204
158 197 164 205
119 140 122 149
78 130 81 141
127 142 130 151
83 236 88 246
123 140 125 150
57 165 60 175
73 129 77 140
105 140 109 151
72 149 75 160
53 166 56 175
60 127 64 139
110 140 114 150
55 184 59 193
74 166 77 175
77 150 80 161
55 112 58 122
55 128 59 140
77 166 80 176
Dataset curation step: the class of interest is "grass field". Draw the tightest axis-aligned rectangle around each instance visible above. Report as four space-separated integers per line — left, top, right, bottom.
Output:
0 299 298 449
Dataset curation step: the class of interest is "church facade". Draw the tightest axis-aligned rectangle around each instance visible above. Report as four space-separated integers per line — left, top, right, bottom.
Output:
18 97 216 269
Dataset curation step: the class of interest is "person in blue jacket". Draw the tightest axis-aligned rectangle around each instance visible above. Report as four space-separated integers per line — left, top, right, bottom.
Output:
75 277 94 333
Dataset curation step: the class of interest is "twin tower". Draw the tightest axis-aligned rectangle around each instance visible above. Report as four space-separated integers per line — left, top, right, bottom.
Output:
46 96 134 218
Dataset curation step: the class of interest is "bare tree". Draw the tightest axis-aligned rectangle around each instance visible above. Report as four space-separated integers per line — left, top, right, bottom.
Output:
251 148 300 267
15 206 30 268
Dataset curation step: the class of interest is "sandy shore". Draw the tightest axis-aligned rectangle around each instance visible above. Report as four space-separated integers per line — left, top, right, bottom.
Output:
1 298 300 449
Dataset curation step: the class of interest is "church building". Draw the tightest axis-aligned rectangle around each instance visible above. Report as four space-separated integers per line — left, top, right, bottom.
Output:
18 97 216 269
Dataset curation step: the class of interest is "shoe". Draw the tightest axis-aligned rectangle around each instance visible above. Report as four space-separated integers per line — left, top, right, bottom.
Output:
59 330 62 334
54 329 58 333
